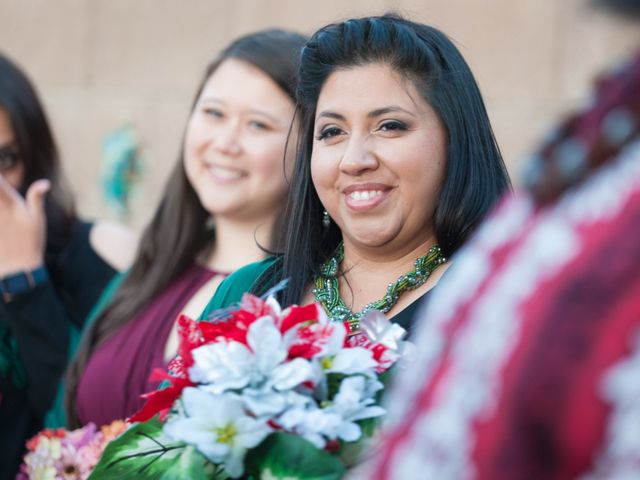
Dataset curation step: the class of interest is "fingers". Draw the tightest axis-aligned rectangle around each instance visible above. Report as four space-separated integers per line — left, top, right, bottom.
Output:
0 173 22 207
25 179 51 222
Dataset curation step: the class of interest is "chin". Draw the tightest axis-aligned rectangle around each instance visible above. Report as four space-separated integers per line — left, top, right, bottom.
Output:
345 231 397 249
201 199 231 216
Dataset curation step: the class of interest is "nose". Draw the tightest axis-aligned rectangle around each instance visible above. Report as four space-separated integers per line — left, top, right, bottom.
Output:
339 134 378 175
212 120 242 156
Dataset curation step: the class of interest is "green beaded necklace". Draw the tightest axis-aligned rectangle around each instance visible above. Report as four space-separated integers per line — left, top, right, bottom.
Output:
313 242 447 333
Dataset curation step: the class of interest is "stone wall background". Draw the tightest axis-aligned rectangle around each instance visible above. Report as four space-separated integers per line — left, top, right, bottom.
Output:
1 0 637 229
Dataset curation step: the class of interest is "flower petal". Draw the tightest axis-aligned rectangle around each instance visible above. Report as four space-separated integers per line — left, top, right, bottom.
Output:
247 316 287 374
337 421 362 442
269 358 315 391
329 347 377 375
224 446 247 478
189 342 254 392
182 387 242 424
234 417 272 448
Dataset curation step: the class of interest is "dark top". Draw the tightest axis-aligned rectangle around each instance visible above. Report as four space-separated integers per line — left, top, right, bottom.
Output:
0 221 116 480
76 264 217 427
200 257 434 338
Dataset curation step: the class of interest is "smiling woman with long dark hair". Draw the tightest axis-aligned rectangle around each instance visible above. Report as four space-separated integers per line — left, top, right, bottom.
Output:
63 29 307 430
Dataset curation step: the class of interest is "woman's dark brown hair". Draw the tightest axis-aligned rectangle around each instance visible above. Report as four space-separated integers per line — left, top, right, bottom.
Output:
253 15 511 306
65 29 307 427
0 53 76 257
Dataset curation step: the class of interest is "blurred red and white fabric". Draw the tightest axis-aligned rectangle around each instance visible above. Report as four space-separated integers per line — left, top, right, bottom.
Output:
360 52 640 480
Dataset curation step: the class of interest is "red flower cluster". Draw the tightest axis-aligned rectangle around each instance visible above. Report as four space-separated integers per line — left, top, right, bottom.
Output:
129 295 343 423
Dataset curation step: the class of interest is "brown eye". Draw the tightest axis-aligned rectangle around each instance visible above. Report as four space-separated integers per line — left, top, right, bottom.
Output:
317 126 343 140
0 147 19 171
379 120 407 132
204 108 224 119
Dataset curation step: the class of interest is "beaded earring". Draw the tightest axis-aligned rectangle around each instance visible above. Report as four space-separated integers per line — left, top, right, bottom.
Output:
322 209 331 228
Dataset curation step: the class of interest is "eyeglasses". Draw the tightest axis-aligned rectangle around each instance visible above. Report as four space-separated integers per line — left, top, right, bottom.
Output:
0 144 20 171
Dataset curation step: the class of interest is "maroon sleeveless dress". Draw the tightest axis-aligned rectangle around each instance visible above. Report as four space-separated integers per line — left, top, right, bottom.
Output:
76 264 220 426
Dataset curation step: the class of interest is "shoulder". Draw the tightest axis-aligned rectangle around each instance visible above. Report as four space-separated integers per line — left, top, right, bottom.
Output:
199 257 279 319
89 219 139 271
227 257 279 284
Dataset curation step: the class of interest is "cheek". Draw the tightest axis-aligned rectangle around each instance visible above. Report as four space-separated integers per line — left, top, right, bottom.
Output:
183 115 207 154
310 151 332 192
407 161 446 214
248 138 288 184
2 164 25 190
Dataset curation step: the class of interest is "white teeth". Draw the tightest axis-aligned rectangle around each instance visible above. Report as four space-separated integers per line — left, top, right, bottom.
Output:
348 190 382 201
208 166 243 179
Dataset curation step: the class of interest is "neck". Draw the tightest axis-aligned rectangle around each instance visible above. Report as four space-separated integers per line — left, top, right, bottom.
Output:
204 214 276 272
338 235 442 312
341 234 438 274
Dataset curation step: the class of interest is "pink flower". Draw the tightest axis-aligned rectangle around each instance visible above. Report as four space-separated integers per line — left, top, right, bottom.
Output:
21 420 129 480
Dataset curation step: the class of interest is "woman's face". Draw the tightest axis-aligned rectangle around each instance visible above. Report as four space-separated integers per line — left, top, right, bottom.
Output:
0 107 24 190
184 58 296 222
310 63 447 254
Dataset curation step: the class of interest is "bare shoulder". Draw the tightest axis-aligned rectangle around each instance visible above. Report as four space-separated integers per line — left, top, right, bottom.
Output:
89 219 139 271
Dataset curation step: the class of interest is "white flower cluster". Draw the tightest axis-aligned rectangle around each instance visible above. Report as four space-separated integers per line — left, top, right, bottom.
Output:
164 298 387 478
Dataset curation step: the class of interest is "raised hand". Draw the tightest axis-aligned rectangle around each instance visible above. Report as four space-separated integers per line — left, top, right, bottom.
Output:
0 175 50 277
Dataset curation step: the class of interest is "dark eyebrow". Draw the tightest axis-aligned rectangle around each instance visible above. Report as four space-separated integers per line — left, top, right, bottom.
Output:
199 97 282 125
368 106 416 118
246 109 280 124
0 143 18 152
316 111 346 121
316 106 415 122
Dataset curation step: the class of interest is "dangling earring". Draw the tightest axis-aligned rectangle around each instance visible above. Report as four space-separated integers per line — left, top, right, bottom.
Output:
322 209 331 228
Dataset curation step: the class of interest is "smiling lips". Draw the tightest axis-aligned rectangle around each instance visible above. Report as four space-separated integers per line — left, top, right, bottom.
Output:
206 164 246 183
343 184 391 211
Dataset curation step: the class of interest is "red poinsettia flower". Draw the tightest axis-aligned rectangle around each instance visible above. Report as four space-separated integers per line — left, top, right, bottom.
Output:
279 303 321 334
199 316 250 345
128 369 193 423
167 314 205 377
287 321 345 360
346 332 397 373
129 315 201 423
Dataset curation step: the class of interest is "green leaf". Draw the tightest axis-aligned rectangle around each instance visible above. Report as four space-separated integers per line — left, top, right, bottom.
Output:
245 432 345 480
89 418 215 479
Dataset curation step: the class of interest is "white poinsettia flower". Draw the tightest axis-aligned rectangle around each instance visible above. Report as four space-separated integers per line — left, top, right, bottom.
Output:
247 315 288 374
277 375 386 447
315 375 385 442
268 357 317 391
189 341 255 393
191 316 316 398
322 347 379 376
277 375 385 448
277 406 341 448
284 320 378 377
330 375 386 423
229 387 311 418
164 387 272 478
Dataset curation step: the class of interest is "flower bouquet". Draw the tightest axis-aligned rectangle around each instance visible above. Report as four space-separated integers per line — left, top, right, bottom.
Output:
18 420 128 480
89 294 410 479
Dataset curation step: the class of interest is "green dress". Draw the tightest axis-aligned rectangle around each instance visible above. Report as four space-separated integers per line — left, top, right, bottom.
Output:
199 255 429 333
199 257 277 320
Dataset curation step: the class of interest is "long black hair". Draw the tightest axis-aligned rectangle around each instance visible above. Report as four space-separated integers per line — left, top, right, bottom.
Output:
0 54 76 256
65 29 307 427
255 14 511 306
592 0 640 16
